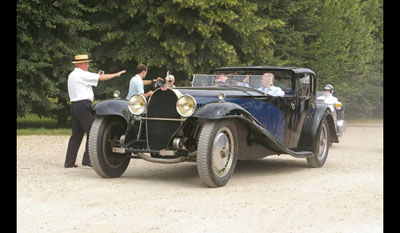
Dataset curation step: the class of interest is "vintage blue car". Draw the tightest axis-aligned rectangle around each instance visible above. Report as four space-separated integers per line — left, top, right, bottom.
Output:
89 66 339 187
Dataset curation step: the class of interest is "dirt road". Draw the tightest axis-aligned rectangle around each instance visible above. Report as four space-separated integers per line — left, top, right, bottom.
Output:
17 124 383 233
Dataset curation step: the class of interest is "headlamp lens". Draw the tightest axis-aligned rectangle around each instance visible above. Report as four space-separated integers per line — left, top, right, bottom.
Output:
176 95 196 117
128 94 147 115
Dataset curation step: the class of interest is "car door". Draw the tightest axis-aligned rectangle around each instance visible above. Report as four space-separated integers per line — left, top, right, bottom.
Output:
285 73 315 148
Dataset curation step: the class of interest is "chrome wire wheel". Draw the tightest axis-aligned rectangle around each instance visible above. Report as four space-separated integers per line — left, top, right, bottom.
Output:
211 127 235 178
317 123 328 160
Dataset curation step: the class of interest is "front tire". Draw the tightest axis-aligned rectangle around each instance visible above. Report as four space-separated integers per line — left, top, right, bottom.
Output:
197 120 238 187
89 116 130 178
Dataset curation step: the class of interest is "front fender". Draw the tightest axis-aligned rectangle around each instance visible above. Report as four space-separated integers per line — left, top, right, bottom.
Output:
92 99 130 124
193 101 259 123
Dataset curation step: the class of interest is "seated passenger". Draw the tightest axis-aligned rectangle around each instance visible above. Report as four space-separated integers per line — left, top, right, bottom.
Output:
166 74 176 88
228 76 250 87
257 73 285 97
215 75 228 86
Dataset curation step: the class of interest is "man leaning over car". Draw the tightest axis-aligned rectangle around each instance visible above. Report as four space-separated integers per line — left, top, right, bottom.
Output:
64 54 126 168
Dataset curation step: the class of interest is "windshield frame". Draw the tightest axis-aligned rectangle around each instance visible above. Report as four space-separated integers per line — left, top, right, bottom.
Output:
192 71 295 96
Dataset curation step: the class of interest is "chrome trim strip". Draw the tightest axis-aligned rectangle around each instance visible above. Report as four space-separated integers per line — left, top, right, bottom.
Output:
141 117 185 122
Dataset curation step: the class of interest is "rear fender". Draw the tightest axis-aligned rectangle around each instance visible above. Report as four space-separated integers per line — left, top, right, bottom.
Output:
298 105 338 151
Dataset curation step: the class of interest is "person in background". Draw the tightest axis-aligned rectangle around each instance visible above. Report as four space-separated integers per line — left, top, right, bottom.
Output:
166 74 176 88
65 54 126 168
126 64 163 100
229 75 250 87
257 73 285 97
317 84 338 112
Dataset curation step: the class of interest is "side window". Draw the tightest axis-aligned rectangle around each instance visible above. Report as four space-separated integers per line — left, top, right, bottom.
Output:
297 74 312 97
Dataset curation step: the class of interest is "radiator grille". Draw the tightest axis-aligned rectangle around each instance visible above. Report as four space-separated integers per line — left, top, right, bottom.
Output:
146 89 181 150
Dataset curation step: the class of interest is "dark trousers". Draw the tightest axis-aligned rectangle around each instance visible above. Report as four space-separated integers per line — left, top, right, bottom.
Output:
64 100 94 167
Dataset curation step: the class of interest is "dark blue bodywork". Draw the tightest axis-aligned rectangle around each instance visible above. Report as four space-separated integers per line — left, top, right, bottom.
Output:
188 95 285 143
91 66 339 161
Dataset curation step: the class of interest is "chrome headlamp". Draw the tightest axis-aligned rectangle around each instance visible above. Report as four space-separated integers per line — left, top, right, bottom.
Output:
128 94 147 115
176 95 196 117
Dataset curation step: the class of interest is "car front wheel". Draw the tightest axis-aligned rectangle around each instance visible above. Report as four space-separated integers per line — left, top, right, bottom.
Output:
197 120 238 188
89 116 130 178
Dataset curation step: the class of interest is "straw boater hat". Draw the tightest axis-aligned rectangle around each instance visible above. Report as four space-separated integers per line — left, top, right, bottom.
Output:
71 54 92 64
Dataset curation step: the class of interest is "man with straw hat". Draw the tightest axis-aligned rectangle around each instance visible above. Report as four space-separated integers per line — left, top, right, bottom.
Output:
64 54 126 168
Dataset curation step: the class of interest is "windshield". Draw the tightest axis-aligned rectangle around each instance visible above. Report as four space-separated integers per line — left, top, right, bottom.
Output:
192 73 294 95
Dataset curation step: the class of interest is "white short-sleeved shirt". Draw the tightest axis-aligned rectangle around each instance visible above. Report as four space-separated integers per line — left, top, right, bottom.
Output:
257 85 285 97
126 74 144 100
67 68 99 102
317 94 338 112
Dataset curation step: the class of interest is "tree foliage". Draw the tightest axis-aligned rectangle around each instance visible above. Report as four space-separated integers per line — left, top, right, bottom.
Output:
17 0 98 126
17 0 383 125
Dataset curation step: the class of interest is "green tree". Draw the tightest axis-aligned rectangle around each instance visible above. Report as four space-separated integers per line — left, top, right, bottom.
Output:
17 0 97 126
261 0 383 118
17 0 383 124
86 0 285 96
307 0 382 118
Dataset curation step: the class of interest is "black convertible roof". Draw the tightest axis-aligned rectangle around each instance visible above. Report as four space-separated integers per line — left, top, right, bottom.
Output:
211 66 315 75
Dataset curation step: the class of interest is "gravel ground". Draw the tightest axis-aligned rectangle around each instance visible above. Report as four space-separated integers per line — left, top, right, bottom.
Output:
17 124 383 233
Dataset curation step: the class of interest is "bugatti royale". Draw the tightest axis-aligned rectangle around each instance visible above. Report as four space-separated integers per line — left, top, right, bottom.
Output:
88 66 340 187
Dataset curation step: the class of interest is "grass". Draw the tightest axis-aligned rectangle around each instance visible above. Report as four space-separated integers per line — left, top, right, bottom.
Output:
17 128 71 136
17 114 71 136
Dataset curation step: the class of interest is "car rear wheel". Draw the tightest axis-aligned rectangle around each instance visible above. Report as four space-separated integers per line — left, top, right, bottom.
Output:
89 116 130 178
307 117 330 168
197 120 238 188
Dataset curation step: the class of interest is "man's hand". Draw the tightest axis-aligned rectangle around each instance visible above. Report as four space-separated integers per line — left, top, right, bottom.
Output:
144 90 154 98
154 77 164 82
99 70 126 81
117 70 126 77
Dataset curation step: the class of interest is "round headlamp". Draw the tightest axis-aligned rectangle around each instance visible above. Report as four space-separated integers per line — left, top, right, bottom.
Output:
176 95 196 117
128 94 147 115
113 90 120 98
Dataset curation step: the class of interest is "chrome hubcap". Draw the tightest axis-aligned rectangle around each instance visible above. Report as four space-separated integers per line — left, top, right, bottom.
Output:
211 127 234 177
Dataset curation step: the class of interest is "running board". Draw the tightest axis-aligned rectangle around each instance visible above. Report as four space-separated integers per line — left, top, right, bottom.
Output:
282 149 314 158
239 117 315 158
